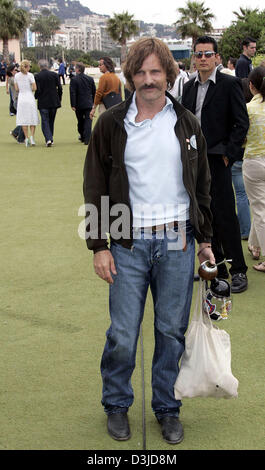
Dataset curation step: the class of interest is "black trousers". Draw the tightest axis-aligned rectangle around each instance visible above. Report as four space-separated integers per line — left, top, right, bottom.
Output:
208 154 247 275
75 108 92 145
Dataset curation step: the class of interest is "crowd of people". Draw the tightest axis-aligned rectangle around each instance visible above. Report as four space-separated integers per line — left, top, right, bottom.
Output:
3 34 265 444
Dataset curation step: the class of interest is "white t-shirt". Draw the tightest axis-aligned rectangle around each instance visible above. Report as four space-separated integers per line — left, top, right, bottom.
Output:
124 93 190 227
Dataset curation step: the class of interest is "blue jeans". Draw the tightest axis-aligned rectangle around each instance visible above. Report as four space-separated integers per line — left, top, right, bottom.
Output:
12 125 25 143
231 161 251 238
39 108 57 143
101 222 195 418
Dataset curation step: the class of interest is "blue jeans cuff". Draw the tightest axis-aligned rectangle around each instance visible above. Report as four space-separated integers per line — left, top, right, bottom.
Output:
104 406 129 416
155 407 180 421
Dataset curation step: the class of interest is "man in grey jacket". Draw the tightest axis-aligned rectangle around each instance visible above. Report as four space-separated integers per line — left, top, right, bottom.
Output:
83 38 214 445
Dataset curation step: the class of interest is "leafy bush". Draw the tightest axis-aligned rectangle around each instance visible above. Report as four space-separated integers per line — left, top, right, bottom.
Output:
29 63 40 74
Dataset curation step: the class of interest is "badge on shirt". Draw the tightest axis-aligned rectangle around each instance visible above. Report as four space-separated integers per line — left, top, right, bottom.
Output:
190 135 197 150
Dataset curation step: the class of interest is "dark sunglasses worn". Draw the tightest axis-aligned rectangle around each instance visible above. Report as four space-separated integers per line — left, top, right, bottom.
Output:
194 51 216 59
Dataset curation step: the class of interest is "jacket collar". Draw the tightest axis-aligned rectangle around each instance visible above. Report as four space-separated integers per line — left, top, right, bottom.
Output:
189 68 224 111
111 90 186 126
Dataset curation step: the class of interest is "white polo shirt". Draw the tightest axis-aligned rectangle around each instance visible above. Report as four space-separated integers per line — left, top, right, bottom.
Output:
124 92 190 228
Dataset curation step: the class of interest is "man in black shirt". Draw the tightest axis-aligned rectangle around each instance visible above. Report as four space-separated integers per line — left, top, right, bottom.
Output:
235 37 256 79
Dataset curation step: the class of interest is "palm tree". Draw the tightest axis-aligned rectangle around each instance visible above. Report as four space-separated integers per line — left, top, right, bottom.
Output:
0 0 29 62
232 7 259 22
107 11 139 64
31 11 61 54
175 1 215 48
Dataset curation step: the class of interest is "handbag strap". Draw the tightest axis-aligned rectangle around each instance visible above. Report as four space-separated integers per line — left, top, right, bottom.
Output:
192 279 213 328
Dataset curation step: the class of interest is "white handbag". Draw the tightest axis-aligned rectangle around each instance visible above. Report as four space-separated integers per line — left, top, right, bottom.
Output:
174 280 239 399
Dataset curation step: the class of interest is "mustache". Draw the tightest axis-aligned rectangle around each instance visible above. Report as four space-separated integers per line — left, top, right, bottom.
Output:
139 84 161 91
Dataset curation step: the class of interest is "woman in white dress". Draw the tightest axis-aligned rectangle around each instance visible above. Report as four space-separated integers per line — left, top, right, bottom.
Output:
14 60 39 147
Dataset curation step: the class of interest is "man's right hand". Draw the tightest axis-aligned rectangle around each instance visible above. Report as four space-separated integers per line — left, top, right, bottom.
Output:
89 108 95 120
93 250 117 284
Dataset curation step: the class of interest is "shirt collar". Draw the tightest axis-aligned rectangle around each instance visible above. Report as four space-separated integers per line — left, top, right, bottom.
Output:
125 91 174 126
251 93 263 103
195 67 217 85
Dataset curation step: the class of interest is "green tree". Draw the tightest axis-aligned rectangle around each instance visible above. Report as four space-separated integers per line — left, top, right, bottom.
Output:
218 8 265 63
175 1 215 48
232 7 259 21
0 0 29 62
31 11 61 58
107 11 139 64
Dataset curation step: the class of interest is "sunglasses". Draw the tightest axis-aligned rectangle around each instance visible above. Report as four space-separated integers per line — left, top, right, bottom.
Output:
194 51 216 59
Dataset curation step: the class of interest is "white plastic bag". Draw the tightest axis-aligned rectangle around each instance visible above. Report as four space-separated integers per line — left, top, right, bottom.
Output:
174 280 238 399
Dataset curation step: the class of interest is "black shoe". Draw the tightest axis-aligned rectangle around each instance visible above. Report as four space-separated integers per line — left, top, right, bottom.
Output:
231 273 248 293
107 412 131 441
158 416 184 444
193 274 200 282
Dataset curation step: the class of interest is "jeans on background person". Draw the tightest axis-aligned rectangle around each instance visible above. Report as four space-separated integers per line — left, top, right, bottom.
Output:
39 108 57 143
101 222 195 419
231 161 251 239
9 93 16 115
12 125 25 143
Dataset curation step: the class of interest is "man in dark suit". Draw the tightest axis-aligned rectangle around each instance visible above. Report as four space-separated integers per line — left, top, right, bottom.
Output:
182 36 249 293
35 60 62 147
69 62 96 145
235 37 256 79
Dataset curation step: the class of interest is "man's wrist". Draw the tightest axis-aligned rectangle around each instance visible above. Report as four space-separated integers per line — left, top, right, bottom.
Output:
197 244 212 257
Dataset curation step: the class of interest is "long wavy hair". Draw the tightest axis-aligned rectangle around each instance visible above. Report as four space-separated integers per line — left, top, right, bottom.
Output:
123 37 177 91
100 57 115 73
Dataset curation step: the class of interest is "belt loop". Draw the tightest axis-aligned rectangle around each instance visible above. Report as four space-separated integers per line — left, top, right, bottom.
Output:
179 222 187 251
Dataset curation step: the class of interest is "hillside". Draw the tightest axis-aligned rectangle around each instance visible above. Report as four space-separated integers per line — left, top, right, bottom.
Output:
29 0 101 20
26 0 175 35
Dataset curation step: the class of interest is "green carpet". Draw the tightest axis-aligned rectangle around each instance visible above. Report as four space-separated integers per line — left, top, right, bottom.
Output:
0 86 264 450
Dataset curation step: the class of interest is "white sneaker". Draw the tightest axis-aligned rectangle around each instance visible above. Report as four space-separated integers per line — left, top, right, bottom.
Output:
46 140 52 147
30 136 36 146
25 138 30 147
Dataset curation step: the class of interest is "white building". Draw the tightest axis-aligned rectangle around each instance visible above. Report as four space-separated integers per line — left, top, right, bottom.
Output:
27 11 124 53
